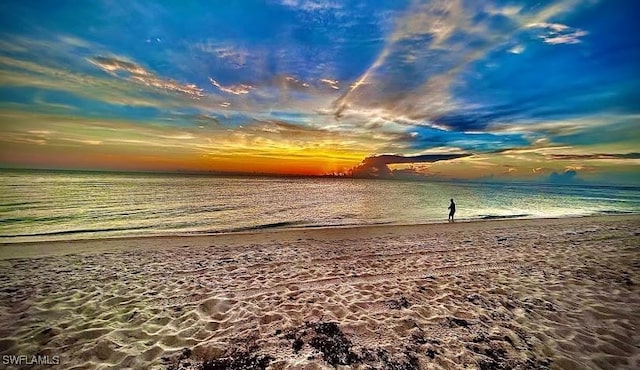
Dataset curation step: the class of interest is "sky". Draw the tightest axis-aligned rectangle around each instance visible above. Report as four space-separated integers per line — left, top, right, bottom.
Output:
0 0 638 183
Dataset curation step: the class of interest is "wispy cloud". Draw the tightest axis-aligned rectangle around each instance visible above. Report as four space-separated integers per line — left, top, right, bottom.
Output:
549 153 640 160
89 56 204 98
330 0 589 128
280 0 341 12
191 42 249 68
319 78 340 90
508 45 525 54
208 78 254 95
0 51 206 110
527 22 588 45
0 109 386 172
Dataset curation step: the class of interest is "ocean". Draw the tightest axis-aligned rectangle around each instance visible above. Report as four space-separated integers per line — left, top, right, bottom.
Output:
1 169 639 243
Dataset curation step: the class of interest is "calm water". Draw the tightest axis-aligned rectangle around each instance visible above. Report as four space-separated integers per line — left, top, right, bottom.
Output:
1 170 639 243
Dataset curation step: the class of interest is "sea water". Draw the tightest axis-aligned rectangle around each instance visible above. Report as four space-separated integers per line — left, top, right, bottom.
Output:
1 169 639 242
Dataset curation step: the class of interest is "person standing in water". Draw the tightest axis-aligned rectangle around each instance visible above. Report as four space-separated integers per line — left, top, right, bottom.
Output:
448 198 456 222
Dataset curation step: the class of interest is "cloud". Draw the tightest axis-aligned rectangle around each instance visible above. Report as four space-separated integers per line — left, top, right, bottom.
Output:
62 138 103 145
0 55 172 108
0 108 385 169
508 45 525 54
191 42 248 68
89 56 204 98
326 0 595 135
527 22 587 45
548 153 640 160
486 115 639 137
272 75 311 92
280 0 341 12
547 169 582 183
89 56 151 76
0 44 221 114
319 78 340 90
330 0 582 119
348 153 470 178
208 78 254 95
411 146 467 155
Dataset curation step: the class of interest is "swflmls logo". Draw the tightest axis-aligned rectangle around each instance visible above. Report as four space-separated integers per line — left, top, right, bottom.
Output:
2 355 60 365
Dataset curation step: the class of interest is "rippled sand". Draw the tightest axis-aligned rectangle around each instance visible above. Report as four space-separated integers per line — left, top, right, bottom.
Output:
1 215 639 369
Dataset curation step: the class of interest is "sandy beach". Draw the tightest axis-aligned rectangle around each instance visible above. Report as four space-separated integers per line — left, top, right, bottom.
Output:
0 215 639 369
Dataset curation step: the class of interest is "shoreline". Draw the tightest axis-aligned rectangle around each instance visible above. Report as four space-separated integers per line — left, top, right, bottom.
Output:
0 213 637 259
2 211 638 246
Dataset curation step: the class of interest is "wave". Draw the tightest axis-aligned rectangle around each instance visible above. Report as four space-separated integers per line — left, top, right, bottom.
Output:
478 210 639 220
479 214 531 220
595 210 638 215
1 225 156 238
298 221 394 228
192 220 394 234
216 221 308 233
0 215 78 224
0 201 34 207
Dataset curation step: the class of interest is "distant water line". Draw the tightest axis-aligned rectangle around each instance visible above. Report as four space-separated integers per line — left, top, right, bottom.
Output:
1 170 639 243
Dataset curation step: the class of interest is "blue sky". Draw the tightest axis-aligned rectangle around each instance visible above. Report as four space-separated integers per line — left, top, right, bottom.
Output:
0 0 638 182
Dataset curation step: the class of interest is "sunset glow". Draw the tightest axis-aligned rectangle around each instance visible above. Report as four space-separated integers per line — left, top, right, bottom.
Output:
0 1 638 182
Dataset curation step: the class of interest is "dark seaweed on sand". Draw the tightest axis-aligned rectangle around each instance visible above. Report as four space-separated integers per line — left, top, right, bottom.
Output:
285 321 360 366
199 352 273 370
285 321 422 369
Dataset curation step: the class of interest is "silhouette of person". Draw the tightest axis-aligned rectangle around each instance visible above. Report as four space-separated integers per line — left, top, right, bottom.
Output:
448 198 456 222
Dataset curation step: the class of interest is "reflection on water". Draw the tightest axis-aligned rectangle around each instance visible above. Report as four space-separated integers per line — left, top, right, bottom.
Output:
1 170 638 242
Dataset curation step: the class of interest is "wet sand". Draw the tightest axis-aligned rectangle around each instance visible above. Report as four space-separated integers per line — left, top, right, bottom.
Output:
1 215 639 369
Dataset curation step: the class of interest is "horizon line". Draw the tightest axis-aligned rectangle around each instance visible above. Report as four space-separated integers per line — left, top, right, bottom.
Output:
1 166 637 188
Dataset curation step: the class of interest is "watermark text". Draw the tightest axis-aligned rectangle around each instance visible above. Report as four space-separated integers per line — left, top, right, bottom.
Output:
2 355 60 366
